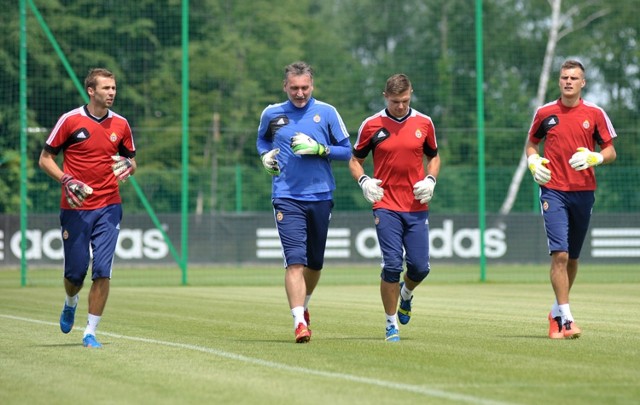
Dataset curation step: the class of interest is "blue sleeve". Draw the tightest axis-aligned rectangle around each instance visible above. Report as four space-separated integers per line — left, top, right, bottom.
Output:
256 107 275 156
328 136 352 161
325 104 352 161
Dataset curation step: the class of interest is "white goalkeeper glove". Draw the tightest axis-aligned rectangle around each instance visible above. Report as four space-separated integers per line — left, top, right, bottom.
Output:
527 154 551 185
111 156 134 182
569 147 603 171
61 174 93 208
261 148 281 176
358 174 384 203
290 132 328 157
413 175 436 205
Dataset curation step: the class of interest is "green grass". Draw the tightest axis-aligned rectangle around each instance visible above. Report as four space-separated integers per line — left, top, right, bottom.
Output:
1 264 639 404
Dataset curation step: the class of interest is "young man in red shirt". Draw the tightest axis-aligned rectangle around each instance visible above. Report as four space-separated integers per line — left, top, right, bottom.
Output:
39 68 136 348
526 59 617 339
350 74 440 342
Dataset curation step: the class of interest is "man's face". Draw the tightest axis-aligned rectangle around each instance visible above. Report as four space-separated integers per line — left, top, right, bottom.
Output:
284 74 313 108
89 76 116 108
384 89 412 118
559 68 585 99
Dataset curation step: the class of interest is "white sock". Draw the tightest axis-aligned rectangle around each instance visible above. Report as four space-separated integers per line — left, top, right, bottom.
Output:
65 294 79 308
550 300 560 318
304 295 312 310
558 304 574 323
400 284 413 301
84 314 101 337
291 306 306 327
385 313 398 330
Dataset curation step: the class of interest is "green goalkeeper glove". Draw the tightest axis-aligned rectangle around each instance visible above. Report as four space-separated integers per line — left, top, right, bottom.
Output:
569 147 603 171
290 132 328 157
61 174 93 208
527 154 551 185
261 148 281 176
111 156 134 182
413 175 436 204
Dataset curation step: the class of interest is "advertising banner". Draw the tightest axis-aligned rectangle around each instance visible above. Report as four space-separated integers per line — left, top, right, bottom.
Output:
1 213 638 266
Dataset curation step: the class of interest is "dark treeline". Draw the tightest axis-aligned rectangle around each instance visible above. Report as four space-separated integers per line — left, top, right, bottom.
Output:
1 0 638 213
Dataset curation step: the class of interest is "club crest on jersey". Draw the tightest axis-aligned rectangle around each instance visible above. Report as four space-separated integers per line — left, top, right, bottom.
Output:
415 129 423 139
110 133 118 142
276 211 284 221
582 120 590 129
313 114 321 123
542 200 549 211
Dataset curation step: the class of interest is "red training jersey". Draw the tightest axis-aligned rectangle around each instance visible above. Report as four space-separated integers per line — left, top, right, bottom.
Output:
44 105 136 209
353 108 438 212
528 98 616 191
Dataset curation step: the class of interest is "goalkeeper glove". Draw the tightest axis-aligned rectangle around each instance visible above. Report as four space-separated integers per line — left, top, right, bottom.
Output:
290 132 328 157
261 148 281 176
413 175 436 204
569 147 603 171
61 174 93 208
527 154 551 185
358 174 384 203
111 156 134 182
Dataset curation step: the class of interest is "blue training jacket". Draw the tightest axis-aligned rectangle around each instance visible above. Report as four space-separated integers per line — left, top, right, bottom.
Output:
256 98 352 201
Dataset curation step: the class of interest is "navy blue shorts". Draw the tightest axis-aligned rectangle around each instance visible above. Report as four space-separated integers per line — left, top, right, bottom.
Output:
539 187 595 259
60 204 122 285
272 198 333 270
374 209 430 282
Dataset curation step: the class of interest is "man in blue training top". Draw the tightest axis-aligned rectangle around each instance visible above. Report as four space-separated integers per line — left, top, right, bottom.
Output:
256 61 352 343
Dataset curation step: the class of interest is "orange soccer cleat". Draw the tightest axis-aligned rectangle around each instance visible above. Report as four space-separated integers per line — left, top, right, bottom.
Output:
562 320 582 339
548 312 564 339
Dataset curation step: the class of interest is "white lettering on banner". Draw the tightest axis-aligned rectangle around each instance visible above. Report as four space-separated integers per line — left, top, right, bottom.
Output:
256 220 507 260
10 230 52 260
7 228 168 261
42 229 64 260
355 228 379 258
591 228 640 257
429 220 506 259
256 228 351 259
143 229 169 259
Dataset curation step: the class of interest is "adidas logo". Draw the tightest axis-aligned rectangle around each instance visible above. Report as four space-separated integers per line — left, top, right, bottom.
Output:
277 118 285 125
77 131 87 139
377 132 385 138
548 118 556 125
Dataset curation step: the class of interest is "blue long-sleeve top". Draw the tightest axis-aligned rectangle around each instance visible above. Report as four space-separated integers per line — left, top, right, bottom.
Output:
256 98 352 201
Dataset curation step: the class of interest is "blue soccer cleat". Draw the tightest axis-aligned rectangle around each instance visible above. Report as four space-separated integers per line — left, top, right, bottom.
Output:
385 325 400 342
59 304 76 334
397 282 413 325
82 334 102 348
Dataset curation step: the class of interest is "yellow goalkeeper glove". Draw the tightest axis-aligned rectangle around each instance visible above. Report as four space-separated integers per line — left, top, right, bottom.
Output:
527 154 551 185
569 147 603 171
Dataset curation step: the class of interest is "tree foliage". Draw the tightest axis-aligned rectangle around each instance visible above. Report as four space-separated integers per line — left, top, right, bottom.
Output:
0 0 637 213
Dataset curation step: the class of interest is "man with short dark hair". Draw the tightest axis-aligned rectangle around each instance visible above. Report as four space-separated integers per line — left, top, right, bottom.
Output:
39 68 136 348
525 59 617 339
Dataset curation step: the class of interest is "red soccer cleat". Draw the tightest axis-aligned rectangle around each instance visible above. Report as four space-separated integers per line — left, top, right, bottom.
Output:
295 322 311 343
304 309 312 337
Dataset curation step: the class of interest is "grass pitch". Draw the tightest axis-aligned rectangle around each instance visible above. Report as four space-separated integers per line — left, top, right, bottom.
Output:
0 264 638 404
